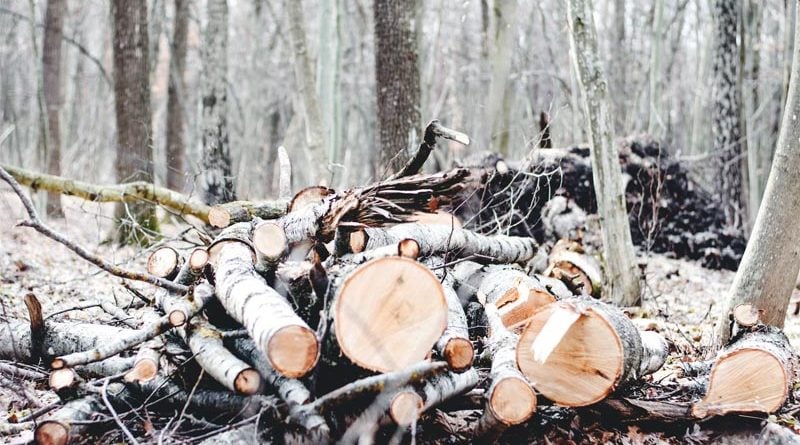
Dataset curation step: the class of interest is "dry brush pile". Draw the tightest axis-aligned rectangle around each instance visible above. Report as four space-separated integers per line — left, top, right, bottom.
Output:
0 124 796 444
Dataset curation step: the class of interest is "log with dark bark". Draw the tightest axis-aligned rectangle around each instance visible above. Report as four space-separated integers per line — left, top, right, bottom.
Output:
516 297 668 407
693 326 797 418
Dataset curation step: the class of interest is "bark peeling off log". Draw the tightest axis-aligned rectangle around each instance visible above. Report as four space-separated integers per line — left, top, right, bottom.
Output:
517 297 667 407
214 241 319 378
332 257 447 372
451 261 556 331
693 327 797 418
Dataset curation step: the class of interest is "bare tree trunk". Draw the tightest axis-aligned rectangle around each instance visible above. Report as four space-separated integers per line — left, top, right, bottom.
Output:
42 0 65 217
373 0 421 177
485 0 517 156
713 0 749 231
112 0 159 243
286 0 327 183
612 0 626 133
715 4 800 346
201 0 235 204
567 0 641 306
647 0 663 137
165 0 189 192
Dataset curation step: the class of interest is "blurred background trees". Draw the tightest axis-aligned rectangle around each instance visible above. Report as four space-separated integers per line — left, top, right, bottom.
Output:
0 0 792 236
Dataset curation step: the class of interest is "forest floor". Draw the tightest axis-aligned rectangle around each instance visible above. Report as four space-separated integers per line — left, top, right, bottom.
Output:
1 190 799 444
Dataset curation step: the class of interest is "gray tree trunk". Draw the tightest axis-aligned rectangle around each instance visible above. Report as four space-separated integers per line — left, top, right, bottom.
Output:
485 0 517 156
201 0 235 204
712 0 749 231
567 0 641 306
42 0 65 217
165 0 189 192
286 0 327 183
716 4 800 346
112 0 159 242
373 0 421 177
612 0 626 133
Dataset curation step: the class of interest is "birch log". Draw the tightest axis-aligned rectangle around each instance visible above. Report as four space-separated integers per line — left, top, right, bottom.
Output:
693 327 797 417
34 396 103 445
517 297 668 406
451 261 556 331
567 0 641 305
214 240 319 378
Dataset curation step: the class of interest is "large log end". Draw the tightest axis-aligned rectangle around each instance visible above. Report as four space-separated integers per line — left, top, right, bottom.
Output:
488 376 537 425
334 257 448 372
517 303 624 407
267 325 319 378
390 390 424 426
34 421 69 445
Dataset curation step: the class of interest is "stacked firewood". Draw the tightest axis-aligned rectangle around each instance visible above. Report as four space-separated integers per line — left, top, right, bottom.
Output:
0 124 795 444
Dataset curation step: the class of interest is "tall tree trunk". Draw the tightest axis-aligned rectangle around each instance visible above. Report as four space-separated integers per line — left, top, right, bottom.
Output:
165 0 189 192
485 0 517 156
567 0 641 306
112 0 159 243
612 0 626 133
646 0 663 137
716 4 800 346
318 0 341 185
286 0 327 184
373 0 421 177
201 0 235 204
42 0 65 217
712 0 749 231
745 0 762 226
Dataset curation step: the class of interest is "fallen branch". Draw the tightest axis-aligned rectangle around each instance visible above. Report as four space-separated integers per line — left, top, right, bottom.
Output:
0 165 188 294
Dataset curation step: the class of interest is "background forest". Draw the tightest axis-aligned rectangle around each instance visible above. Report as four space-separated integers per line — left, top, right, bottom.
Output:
0 0 786 218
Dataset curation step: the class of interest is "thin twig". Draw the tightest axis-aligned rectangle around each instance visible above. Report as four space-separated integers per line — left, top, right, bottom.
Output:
0 165 188 294
102 378 141 445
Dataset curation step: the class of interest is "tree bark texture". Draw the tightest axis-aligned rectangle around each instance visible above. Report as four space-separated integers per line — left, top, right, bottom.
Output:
42 0 65 217
166 0 189 192
112 0 158 241
373 0 421 177
201 0 235 204
566 0 641 306
716 3 800 344
712 0 749 230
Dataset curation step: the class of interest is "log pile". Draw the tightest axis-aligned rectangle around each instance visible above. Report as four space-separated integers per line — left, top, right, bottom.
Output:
0 126 795 443
454 138 748 270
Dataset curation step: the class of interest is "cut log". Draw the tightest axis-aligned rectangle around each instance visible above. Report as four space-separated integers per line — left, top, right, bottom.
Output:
424 259 474 372
389 390 424 425
451 261 556 331
517 297 668 407
289 186 335 212
253 220 288 269
354 224 538 263
545 249 603 297
183 317 262 395
693 327 797 418
147 246 182 279
174 248 209 286
208 200 290 228
214 240 319 378
123 337 161 383
733 303 761 327
330 257 448 372
475 304 536 438
34 396 103 445
0 321 129 363
159 281 216 327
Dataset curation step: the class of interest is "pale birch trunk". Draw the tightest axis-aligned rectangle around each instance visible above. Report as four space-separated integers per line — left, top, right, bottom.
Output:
42 0 65 217
485 0 517 156
715 4 800 346
567 0 641 306
287 0 327 183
